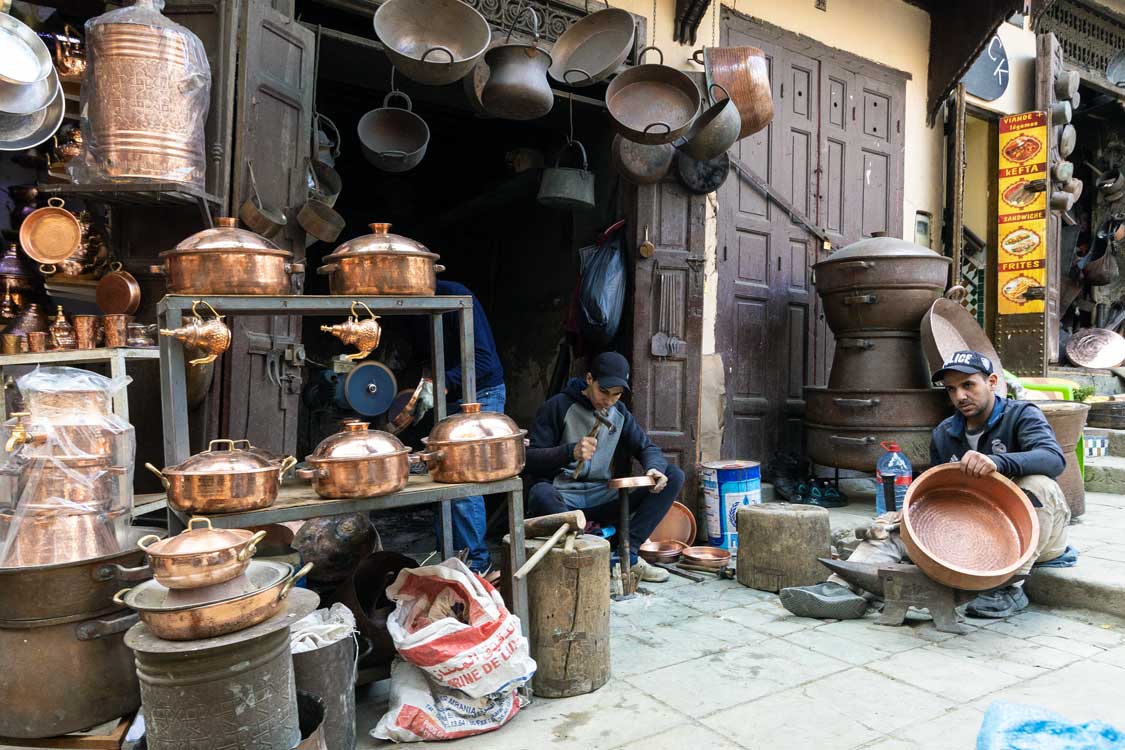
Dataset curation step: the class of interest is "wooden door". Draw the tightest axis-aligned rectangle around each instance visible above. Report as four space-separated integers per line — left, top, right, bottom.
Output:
219 0 314 455
628 182 706 516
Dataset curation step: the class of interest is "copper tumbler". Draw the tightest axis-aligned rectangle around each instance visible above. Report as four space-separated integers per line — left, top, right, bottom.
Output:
74 315 102 350
102 314 132 348
27 331 47 353
1 333 25 354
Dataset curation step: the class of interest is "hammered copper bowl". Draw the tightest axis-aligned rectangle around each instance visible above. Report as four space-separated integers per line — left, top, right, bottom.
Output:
901 464 1040 591
638 539 686 564
681 546 730 570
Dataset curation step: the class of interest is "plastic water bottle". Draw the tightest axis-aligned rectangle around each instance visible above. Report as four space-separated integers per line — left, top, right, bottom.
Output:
875 442 912 515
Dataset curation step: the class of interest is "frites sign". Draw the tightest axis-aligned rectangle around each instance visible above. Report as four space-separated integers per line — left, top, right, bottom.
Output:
997 111 1048 315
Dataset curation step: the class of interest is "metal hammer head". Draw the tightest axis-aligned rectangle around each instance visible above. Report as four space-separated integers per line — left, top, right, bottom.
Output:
594 409 616 432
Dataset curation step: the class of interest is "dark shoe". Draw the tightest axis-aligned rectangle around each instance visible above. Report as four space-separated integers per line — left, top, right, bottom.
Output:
965 584 1029 619
807 479 848 508
779 582 868 620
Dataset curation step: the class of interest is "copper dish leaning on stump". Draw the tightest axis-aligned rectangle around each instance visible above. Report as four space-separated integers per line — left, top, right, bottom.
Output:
901 464 1040 591
146 439 297 514
138 517 266 589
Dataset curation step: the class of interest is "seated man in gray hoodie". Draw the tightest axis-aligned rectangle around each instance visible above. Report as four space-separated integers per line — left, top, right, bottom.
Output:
524 352 685 583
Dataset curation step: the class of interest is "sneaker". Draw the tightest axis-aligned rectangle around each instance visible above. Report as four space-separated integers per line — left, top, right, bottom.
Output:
807 480 848 508
779 581 868 620
965 584 1029 619
631 558 670 583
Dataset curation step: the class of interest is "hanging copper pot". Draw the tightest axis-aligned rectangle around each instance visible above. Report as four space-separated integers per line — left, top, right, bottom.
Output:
321 300 381 361
159 299 230 365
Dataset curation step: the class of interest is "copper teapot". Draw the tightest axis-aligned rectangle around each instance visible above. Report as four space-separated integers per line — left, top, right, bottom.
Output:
53 128 83 164
160 300 231 365
321 300 381 361
54 24 87 83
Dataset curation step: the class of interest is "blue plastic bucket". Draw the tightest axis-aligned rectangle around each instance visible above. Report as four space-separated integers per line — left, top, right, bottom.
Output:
701 460 761 549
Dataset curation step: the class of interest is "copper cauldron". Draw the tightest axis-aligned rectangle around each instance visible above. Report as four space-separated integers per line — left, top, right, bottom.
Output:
902 464 1040 591
418 402 527 482
295 422 410 499
1 508 126 567
146 439 296 514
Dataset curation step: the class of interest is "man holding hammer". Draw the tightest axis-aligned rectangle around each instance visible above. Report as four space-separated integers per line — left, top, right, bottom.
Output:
525 352 685 583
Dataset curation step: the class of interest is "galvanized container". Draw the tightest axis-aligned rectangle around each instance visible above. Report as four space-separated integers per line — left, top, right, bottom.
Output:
125 588 318 750
293 631 358 750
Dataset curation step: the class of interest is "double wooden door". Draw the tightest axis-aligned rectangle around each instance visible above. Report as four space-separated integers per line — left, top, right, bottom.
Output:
717 10 907 462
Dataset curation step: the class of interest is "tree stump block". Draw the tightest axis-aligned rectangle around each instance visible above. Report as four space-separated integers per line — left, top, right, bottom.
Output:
736 503 831 591
503 534 610 698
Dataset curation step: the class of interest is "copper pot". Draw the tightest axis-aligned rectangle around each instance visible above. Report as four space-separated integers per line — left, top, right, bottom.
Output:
146 439 296 514
318 223 444 296
20 368 112 416
1 508 126 567
0 454 127 515
138 517 267 589
295 422 410 499
804 422 933 473
418 402 527 482
113 560 313 640
159 299 231 366
153 218 304 295
4 410 121 458
828 333 931 390
902 464 1039 591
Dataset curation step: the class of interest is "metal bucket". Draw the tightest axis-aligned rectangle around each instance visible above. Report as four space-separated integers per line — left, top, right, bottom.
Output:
293 632 358 750
701 460 761 549
538 140 595 210
87 23 205 185
357 91 429 173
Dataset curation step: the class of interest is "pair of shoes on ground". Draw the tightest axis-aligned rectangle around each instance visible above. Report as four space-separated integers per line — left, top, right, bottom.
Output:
778 582 1030 620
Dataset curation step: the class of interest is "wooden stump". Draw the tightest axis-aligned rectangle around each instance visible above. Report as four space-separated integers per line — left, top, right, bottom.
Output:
737 503 830 591
503 534 610 698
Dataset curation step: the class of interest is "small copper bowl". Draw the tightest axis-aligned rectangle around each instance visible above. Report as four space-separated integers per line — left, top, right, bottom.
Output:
681 546 731 570
639 539 687 564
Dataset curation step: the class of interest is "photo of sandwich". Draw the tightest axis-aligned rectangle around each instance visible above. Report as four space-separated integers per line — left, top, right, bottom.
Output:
1002 180 1039 209
1002 275 1043 305
1003 133 1042 164
1001 228 1041 257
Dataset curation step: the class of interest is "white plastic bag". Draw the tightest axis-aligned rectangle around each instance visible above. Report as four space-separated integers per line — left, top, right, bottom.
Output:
371 659 523 743
385 558 536 698
290 603 356 654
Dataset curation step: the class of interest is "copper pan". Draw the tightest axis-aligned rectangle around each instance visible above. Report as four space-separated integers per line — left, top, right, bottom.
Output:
96 262 142 315
19 198 82 265
605 46 700 145
114 560 313 640
680 545 730 569
638 539 685 564
695 46 774 139
921 298 1008 397
138 517 267 589
902 464 1039 590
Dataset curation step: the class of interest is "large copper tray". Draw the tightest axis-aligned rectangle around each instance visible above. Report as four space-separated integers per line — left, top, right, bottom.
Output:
921 298 1008 397
901 464 1039 591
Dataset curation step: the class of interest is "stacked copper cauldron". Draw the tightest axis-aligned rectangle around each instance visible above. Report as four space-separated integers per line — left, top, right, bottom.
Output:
804 236 953 472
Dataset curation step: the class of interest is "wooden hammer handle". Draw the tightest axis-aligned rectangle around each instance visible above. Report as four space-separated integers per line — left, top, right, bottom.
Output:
514 523 569 579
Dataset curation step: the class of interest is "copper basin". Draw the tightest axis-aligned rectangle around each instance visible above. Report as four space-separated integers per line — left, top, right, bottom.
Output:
638 539 685 564
901 464 1040 591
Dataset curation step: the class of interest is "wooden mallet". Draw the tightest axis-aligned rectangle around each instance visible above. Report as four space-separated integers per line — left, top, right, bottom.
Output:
513 510 587 580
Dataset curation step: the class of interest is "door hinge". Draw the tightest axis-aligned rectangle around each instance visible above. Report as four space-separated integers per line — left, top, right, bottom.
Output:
686 255 705 271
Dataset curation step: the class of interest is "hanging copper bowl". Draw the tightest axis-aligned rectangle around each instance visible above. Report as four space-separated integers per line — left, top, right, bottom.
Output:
18 198 82 266
902 464 1039 591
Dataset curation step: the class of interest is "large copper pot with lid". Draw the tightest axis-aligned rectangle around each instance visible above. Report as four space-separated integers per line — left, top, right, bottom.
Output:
296 421 411 498
318 223 444 295
4 410 123 458
418 403 527 482
812 236 951 335
152 218 305 295
145 439 296 514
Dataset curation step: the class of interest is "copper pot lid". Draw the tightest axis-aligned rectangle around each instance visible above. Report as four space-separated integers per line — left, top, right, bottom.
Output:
162 217 291 259
1065 328 1125 369
165 438 280 474
140 516 257 557
308 421 408 461
813 235 951 268
426 402 524 444
921 298 1008 398
324 223 440 262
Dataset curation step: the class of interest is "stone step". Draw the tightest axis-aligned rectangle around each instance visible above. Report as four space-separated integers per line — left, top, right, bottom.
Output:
1084 455 1125 494
1085 427 1125 458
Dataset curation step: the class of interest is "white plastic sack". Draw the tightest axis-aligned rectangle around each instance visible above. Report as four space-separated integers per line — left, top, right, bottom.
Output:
385 558 535 698
371 659 523 743
290 603 356 654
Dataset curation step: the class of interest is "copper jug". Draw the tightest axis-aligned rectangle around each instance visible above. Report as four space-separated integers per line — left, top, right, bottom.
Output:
320 301 381 361
159 300 231 365
49 305 77 350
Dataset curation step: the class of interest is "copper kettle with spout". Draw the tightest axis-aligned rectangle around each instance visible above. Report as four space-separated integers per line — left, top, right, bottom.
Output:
321 300 381 361
160 300 231 365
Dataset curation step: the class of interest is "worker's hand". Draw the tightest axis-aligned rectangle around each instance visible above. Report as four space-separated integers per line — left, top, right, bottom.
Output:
646 468 668 493
959 450 997 478
573 436 598 462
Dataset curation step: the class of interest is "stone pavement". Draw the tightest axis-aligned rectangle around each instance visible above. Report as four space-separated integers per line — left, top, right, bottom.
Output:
358 566 1125 749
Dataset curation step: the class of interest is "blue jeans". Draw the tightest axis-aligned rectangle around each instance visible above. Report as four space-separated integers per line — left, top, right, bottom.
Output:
438 383 506 572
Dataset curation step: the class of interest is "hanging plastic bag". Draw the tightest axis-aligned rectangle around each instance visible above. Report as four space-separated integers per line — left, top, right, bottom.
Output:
578 225 626 347
385 558 536 698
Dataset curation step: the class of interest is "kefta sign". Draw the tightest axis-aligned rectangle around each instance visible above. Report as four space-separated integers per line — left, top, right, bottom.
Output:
997 111 1048 315
963 34 1009 101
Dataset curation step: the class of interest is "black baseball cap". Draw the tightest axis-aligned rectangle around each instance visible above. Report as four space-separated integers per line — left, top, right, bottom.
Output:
931 350 995 384
590 352 631 391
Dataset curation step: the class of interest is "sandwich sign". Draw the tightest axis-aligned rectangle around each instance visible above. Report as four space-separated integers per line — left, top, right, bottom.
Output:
997 111 1048 315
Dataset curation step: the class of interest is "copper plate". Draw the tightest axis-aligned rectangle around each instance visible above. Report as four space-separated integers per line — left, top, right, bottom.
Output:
681 546 730 568
649 500 697 546
902 464 1039 591
638 539 686 564
608 475 656 490
1065 328 1125 369
921 298 1008 397
18 198 82 264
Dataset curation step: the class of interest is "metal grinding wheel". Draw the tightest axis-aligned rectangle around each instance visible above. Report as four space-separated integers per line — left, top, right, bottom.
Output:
341 361 397 417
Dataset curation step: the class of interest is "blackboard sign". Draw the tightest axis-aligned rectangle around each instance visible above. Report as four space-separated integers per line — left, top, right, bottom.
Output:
963 34 1009 101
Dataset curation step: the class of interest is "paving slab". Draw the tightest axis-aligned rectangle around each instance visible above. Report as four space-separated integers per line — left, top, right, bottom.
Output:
812 614 966 653
971 660 1125 729
611 620 731 677
782 626 901 665
983 608 1125 649
800 667 955 733
882 707 987 749
1091 644 1125 669
931 627 1081 671
1084 455 1125 494
611 722 745 750
711 598 827 637
867 644 1031 702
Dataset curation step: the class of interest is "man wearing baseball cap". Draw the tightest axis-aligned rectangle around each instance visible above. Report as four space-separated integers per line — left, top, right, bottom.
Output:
523 351 685 583
781 349 1072 620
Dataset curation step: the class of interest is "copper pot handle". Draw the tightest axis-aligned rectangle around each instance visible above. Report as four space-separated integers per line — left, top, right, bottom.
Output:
279 562 315 600
837 339 874 350
287 262 306 274
75 612 139 642
843 294 877 305
829 435 877 447
136 534 162 551
148 264 166 275
434 264 446 273
95 562 153 583
144 462 170 489
833 260 874 271
278 455 298 479
317 263 338 275
186 517 215 532
208 439 238 452
415 449 444 464
112 588 131 606
831 398 880 408
295 466 326 480
238 530 269 562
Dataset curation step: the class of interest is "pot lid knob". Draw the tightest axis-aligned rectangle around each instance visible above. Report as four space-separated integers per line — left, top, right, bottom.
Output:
344 421 370 432
369 223 391 235
461 402 482 414
216 217 238 228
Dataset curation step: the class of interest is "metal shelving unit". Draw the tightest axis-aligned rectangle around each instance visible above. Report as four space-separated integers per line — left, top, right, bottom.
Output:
156 294 530 627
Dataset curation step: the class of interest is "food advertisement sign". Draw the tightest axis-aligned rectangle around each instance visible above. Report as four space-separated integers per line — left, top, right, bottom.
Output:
997 111 1048 315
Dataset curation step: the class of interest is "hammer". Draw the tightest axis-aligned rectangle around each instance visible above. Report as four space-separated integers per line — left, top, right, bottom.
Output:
572 410 615 479
514 510 587 579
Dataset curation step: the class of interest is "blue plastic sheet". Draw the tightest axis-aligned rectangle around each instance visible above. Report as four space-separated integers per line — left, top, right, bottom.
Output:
977 701 1125 750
